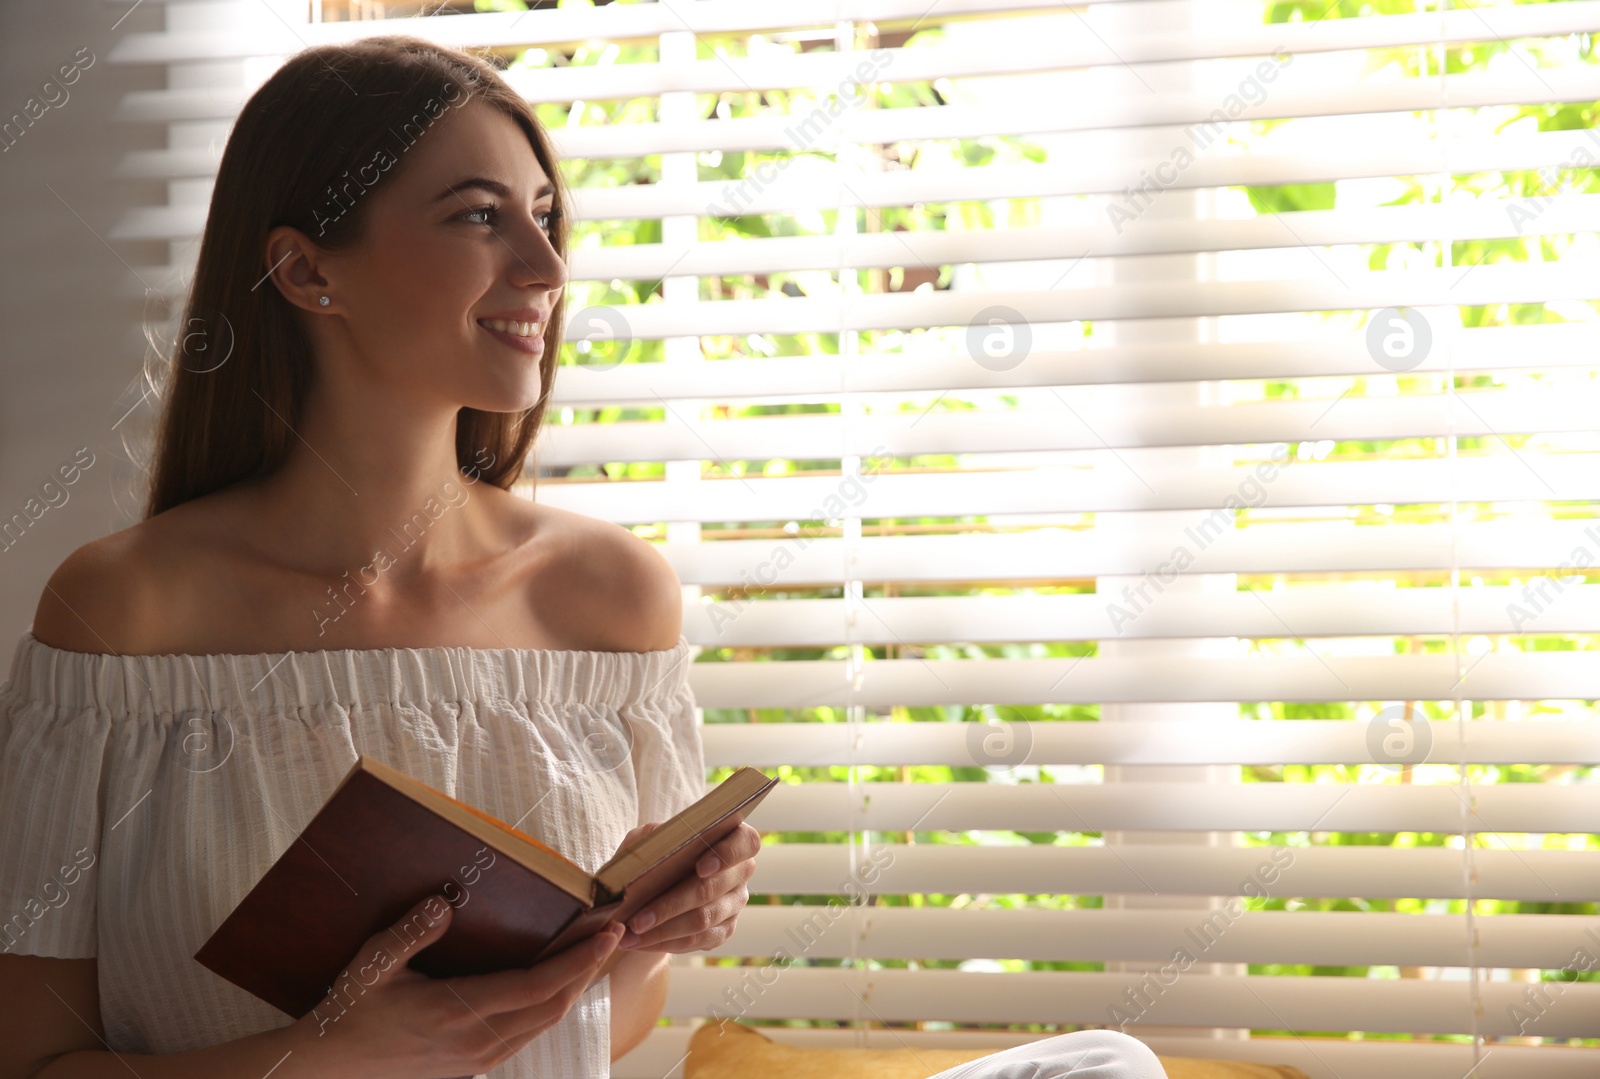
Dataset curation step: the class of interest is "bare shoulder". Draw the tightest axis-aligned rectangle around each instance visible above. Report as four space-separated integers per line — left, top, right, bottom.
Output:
30 494 226 656
536 505 684 653
30 524 165 655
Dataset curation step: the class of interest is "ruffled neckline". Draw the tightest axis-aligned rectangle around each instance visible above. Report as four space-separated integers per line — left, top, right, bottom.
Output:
2 631 694 717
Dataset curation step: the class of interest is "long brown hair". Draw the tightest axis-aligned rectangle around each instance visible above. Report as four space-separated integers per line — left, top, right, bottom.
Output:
142 34 569 519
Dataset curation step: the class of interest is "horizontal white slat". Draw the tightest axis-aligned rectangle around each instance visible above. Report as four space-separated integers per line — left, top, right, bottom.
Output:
545 454 1600 523
683 587 1600 644
564 263 1600 338
107 2 1600 120
617 1026 1600 1079
108 127 1600 238
475 125 1600 216
546 323 1593 404
562 66 1600 156
108 67 1600 184
685 650 1600 705
741 781 1596 834
153 125 1600 219
104 0 1069 63
701 719 1600 767
657 966 1600 1037
540 387 1600 465
560 195 1600 280
706 906 1593 969
747 842 1599 901
665 519 1600 583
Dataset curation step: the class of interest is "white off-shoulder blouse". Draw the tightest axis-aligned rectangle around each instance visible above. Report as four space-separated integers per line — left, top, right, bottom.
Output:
0 629 706 1079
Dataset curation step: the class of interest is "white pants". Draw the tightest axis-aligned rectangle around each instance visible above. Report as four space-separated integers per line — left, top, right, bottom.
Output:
921 1030 1168 1079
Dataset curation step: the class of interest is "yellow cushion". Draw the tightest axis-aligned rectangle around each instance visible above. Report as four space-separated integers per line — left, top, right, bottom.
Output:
683 1019 1311 1079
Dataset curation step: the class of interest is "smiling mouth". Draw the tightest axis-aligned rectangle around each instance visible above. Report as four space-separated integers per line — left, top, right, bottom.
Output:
477 318 543 338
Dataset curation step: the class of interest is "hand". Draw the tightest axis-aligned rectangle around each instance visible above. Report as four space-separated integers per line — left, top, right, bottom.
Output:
287 893 626 1079
611 820 761 954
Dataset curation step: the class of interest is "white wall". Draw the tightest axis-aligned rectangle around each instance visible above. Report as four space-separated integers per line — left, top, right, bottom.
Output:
0 0 164 650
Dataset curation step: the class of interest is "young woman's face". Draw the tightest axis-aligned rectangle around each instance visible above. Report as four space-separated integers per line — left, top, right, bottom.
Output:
326 99 567 414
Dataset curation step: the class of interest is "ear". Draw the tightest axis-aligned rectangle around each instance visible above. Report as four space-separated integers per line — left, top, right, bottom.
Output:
263 225 337 315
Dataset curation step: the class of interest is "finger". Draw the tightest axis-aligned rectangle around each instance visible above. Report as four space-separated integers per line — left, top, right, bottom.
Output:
693 822 763 879
482 927 630 1041
615 822 664 863
489 967 606 1045
457 922 623 1017
623 821 663 845
648 911 741 956
623 883 747 951
622 858 751 945
620 868 707 941
472 923 622 1019
366 894 455 985
305 894 455 1037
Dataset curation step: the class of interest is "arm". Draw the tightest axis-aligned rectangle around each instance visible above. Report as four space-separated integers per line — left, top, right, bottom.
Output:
15 904 628 1079
607 949 669 1063
594 823 765 1067
1 955 320 1079
32 1028 311 1079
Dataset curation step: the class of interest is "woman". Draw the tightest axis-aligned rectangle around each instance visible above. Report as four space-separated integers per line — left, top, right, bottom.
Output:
0 35 756 1079
0 34 1164 1079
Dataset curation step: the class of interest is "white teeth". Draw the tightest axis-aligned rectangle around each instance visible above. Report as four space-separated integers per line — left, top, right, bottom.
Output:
480 318 540 337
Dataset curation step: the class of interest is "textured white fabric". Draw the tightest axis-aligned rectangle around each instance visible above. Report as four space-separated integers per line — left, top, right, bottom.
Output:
0 629 706 1079
922 1031 1169 1079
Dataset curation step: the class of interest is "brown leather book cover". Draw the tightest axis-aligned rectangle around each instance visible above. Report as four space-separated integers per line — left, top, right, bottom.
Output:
193 756 778 1018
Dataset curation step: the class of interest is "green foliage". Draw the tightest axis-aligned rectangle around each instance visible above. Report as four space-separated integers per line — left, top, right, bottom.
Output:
1266 0 1425 22
1245 182 1335 214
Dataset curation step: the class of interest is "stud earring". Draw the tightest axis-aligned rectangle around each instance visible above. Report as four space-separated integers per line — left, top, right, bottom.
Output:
318 295 330 306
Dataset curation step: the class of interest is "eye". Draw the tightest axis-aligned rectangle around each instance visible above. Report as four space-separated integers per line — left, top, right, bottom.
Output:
458 203 561 234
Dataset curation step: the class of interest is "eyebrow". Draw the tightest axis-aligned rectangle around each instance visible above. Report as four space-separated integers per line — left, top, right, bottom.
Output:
432 177 555 204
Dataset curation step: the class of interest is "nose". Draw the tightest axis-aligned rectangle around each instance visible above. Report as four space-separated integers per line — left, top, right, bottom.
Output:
506 211 567 293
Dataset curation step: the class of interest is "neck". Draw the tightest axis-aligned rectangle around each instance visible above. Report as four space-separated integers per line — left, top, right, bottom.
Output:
239 381 511 586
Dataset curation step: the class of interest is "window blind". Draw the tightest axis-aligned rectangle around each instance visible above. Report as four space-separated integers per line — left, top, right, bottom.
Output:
109 1 1600 1076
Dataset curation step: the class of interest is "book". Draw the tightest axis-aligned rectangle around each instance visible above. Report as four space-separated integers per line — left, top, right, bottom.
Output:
194 755 779 1018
